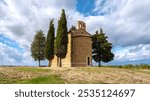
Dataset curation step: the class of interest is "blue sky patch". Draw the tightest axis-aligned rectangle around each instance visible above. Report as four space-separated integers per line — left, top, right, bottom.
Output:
76 0 95 16
76 0 110 16
0 33 23 52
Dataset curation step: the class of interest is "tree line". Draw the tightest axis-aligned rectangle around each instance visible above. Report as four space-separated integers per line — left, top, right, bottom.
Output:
31 9 114 67
31 9 67 67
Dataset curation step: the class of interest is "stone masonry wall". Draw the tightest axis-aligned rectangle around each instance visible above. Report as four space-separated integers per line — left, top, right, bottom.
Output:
72 36 92 67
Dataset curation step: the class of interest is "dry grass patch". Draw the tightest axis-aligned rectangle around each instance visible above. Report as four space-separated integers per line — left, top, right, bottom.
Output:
47 67 150 84
0 67 51 83
1 67 150 84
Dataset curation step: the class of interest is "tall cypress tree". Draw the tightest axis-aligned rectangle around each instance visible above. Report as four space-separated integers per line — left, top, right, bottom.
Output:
45 19 55 66
55 9 68 67
92 28 114 66
31 30 45 67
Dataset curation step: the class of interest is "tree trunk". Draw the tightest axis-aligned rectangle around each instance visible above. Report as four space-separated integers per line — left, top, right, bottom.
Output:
48 60 52 67
99 52 101 67
58 57 62 67
39 59 41 67
60 58 62 67
57 57 59 67
58 57 61 67
98 61 101 67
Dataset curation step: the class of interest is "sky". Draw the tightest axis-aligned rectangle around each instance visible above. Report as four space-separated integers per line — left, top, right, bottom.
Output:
0 0 150 66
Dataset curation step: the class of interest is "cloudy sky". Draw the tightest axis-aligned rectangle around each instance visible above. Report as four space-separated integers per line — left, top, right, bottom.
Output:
0 0 150 66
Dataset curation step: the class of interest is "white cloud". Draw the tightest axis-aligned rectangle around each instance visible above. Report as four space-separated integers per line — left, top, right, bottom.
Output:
114 44 150 62
0 0 77 48
93 0 150 46
91 0 150 64
0 0 79 66
0 43 21 65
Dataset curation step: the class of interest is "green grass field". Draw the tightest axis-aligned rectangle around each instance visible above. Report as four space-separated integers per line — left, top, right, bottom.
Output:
1 66 150 84
16 75 64 84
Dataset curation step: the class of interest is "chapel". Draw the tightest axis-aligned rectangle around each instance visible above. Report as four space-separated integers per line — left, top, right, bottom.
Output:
51 21 92 67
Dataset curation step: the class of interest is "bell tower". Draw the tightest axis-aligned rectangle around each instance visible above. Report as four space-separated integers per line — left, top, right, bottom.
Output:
77 21 86 30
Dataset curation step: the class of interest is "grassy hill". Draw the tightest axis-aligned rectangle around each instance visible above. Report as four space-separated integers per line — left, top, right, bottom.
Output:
0 66 150 84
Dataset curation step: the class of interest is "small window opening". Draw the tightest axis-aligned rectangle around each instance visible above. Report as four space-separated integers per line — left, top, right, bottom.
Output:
88 57 90 66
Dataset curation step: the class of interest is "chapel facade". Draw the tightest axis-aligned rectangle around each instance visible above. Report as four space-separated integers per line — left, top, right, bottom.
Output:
51 21 92 67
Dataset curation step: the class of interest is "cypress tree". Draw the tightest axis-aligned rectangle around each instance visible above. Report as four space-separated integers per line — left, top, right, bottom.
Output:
31 30 45 67
92 28 114 66
45 19 55 66
55 9 68 67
